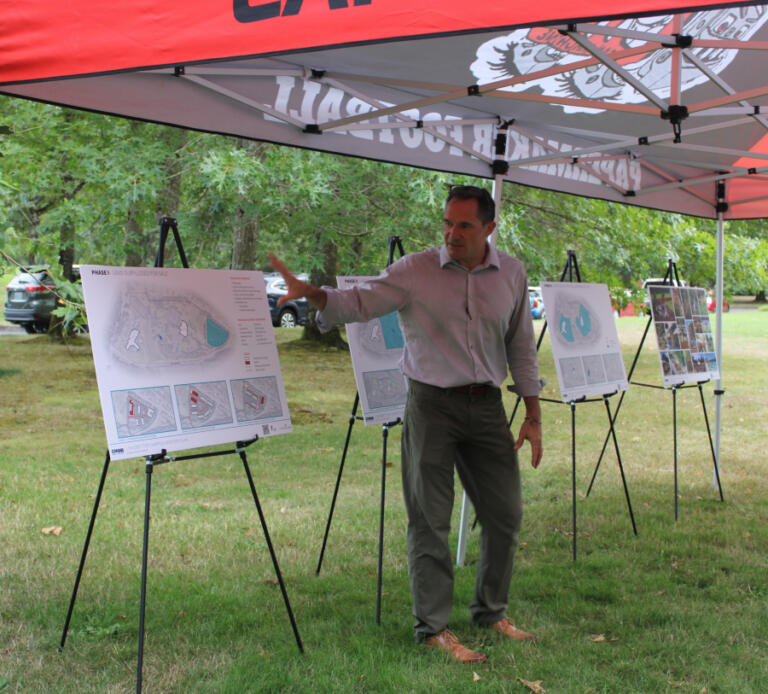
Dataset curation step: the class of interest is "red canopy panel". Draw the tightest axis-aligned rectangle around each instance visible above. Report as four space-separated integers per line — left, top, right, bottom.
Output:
1 0 744 84
4 1 768 218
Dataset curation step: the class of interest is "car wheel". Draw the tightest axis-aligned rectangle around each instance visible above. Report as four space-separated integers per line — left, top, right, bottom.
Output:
278 309 297 328
22 323 37 334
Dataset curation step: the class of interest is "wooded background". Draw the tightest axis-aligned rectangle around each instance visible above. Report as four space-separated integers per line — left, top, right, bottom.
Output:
2 98 766 330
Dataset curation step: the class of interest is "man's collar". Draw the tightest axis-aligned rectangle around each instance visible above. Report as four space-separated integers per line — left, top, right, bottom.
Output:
439 243 501 271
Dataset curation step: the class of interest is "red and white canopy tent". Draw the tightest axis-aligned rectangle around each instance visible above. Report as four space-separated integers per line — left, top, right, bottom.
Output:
4 0 767 479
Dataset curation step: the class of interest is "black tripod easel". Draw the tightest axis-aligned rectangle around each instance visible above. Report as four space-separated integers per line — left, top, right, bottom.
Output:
507 250 638 561
315 235 405 625
59 217 303 694
587 258 724 520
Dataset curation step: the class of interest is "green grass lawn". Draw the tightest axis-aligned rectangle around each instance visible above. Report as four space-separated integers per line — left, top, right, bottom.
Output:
1 314 767 693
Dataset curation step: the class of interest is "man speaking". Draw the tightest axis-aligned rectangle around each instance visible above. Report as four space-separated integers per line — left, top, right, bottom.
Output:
270 185 542 663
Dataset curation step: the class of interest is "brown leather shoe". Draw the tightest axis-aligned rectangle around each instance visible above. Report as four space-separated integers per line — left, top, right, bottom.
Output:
424 629 487 664
489 617 539 641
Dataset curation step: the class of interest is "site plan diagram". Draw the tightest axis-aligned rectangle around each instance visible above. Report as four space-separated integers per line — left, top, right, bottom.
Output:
338 276 407 425
81 266 292 460
540 282 629 403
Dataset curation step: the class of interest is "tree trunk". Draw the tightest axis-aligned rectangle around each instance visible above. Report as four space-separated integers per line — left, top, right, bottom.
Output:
230 138 267 270
231 209 259 270
58 222 75 281
124 210 151 266
302 238 348 349
156 127 188 266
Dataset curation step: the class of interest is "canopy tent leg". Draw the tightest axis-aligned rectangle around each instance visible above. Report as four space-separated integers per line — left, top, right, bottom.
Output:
713 208 725 489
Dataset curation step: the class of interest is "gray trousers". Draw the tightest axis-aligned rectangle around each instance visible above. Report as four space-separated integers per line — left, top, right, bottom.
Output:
401 379 522 641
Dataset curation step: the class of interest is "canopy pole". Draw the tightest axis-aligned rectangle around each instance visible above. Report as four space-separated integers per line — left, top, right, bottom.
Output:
490 175 503 247
713 203 725 489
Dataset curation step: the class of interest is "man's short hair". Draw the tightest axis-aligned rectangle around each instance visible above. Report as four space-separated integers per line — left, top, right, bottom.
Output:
446 185 495 224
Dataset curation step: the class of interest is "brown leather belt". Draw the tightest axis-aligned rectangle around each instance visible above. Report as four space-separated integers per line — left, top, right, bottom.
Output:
447 383 496 397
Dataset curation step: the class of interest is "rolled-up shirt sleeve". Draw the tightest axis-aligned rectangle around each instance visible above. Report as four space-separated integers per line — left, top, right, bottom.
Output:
316 261 411 333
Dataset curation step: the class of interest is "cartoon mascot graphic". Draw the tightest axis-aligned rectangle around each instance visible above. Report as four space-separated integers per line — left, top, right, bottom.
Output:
471 7 768 113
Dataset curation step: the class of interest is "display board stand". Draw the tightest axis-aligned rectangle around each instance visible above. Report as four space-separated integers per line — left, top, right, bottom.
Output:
59 218 303 694
509 250 638 561
315 235 404 625
588 259 724 520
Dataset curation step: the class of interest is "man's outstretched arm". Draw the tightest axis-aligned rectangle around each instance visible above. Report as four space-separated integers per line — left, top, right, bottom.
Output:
268 253 328 311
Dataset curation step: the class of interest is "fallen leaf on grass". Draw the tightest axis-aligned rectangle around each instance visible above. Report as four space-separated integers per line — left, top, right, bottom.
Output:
260 577 279 585
41 526 62 536
517 677 546 693
473 671 481 682
656 590 666 596
590 634 619 643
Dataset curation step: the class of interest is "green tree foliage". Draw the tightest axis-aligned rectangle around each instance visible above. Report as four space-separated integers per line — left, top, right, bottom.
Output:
2 97 766 339
497 184 768 302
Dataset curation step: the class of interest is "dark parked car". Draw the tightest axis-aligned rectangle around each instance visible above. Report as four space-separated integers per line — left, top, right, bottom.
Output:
4 266 60 333
264 273 309 328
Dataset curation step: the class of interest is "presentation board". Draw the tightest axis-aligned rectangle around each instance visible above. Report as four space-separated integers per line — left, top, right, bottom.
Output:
337 276 407 425
540 282 629 403
81 266 292 460
647 285 720 386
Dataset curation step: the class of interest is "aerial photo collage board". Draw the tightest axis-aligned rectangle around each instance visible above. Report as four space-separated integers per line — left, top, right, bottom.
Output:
81 266 292 460
648 285 720 385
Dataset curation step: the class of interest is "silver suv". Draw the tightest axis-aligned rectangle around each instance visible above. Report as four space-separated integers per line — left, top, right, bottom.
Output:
3 267 62 333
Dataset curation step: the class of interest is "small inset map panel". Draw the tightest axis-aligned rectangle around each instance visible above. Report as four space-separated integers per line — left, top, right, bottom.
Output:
582 354 606 385
361 369 408 410
602 352 626 382
111 386 177 438
175 380 233 430
559 357 586 389
231 376 283 422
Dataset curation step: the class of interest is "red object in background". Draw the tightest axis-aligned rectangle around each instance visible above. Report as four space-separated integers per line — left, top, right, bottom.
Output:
617 302 638 317
706 290 730 312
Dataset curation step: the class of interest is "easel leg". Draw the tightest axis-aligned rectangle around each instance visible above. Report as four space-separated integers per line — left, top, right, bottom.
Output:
588 317 653 497
376 424 389 626
316 394 359 575
60 451 111 651
673 388 679 521
603 398 638 536
239 450 304 653
571 403 577 562
697 384 725 501
586 394 626 496
136 460 154 694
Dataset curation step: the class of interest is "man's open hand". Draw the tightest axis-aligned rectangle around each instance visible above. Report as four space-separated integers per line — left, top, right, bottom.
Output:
268 253 327 311
514 418 542 468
